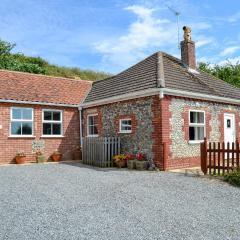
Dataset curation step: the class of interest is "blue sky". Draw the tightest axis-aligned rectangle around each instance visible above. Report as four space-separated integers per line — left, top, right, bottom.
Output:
0 0 240 73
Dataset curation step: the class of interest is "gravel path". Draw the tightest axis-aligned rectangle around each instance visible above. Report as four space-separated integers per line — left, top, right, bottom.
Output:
0 163 240 240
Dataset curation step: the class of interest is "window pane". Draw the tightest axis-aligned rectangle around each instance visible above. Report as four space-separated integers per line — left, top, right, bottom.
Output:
190 111 204 124
93 115 98 124
197 112 204 124
12 109 21 120
52 124 61 135
53 112 61 121
22 122 32 135
88 116 94 126
189 126 195 140
121 120 132 131
88 115 98 135
197 127 204 140
44 111 52 121
22 109 32 120
89 125 93 135
43 123 52 135
11 122 22 135
93 126 98 135
189 126 204 140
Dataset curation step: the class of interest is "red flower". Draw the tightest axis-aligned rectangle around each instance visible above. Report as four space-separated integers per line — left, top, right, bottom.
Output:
136 153 146 161
125 154 135 161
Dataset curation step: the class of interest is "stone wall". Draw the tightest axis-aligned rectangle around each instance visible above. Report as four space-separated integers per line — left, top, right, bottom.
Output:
101 98 154 158
83 97 154 159
169 97 240 160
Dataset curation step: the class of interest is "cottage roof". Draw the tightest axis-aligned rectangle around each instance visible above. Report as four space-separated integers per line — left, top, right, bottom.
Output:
84 52 240 103
0 70 92 106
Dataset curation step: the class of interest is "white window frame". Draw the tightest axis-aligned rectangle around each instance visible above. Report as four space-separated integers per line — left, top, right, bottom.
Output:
189 110 206 143
10 107 34 137
119 118 132 134
42 109 63 137
87 114 98 137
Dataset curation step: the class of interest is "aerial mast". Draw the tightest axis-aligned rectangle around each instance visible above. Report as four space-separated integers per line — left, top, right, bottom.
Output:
167 6 181 49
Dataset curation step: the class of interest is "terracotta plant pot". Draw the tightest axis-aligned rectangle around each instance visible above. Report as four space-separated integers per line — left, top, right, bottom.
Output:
73 150 81 160
15 156 26 164
52 154 62 162
116 160 126 168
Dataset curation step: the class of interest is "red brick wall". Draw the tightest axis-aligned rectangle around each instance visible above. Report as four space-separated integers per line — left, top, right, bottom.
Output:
151 95 172 169
0 103 80 164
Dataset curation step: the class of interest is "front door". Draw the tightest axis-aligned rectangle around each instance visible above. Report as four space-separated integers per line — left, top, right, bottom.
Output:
224 113 235 144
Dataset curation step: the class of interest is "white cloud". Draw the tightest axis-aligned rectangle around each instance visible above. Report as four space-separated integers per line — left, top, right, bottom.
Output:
94 4 216 73
220 46 240 57
218 56 240 66
196 37 214 48
94 5 178 72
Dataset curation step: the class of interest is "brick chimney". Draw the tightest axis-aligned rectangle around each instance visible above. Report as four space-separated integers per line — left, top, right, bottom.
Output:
180 26 196 70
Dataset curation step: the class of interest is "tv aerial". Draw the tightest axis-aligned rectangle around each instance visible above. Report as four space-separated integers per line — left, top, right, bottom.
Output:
167 5 181 49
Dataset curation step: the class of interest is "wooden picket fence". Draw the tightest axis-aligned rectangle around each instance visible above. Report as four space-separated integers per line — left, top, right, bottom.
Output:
201 138 240 175
82 137 120 167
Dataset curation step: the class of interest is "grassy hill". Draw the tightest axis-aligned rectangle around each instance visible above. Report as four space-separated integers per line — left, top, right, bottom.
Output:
0 39 112 81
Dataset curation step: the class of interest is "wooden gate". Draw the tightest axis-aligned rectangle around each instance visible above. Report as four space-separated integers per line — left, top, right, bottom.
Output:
201 138 240 175
82 137 120 167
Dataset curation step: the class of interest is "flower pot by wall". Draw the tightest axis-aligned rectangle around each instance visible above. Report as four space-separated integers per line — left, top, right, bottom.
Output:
116 160 126 168
15 156 26 164
52 154 62 162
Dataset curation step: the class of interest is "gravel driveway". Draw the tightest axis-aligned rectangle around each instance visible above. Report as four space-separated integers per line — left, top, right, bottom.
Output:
0 163 240 240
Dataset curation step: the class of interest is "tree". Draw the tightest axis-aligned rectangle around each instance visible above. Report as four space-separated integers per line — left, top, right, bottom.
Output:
0 39 46 74
199 62 240 87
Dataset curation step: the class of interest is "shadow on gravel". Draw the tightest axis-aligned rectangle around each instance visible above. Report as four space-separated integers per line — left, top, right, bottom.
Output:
59 161 123 172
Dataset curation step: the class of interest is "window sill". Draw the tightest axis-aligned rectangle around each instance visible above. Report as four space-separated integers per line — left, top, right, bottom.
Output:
40 135 65 138
188 140 204 144
8 135 36 139
118 131 132 134
87 135 99 138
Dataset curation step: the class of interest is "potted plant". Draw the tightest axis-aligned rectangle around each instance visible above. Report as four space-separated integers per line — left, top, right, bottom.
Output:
15 151 26 164
126 154 136 169
51 150 62 162
135 153 148 170
73 146 82 160
36 151 45 163
113 154 127 168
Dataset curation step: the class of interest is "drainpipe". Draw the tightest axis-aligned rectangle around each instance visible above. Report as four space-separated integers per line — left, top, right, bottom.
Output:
78 106 83 148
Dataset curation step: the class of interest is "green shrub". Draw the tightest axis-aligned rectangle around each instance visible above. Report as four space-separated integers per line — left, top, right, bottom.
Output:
0 39 112 80
224 169 240 187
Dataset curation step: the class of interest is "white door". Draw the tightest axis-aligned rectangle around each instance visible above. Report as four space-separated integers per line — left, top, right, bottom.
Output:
224 113 235 144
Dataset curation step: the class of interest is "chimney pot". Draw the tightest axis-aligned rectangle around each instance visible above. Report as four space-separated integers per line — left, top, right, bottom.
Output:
180 26 196 69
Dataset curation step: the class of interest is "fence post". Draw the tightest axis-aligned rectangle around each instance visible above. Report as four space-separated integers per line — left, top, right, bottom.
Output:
201 137 207 175
236 138 239 169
